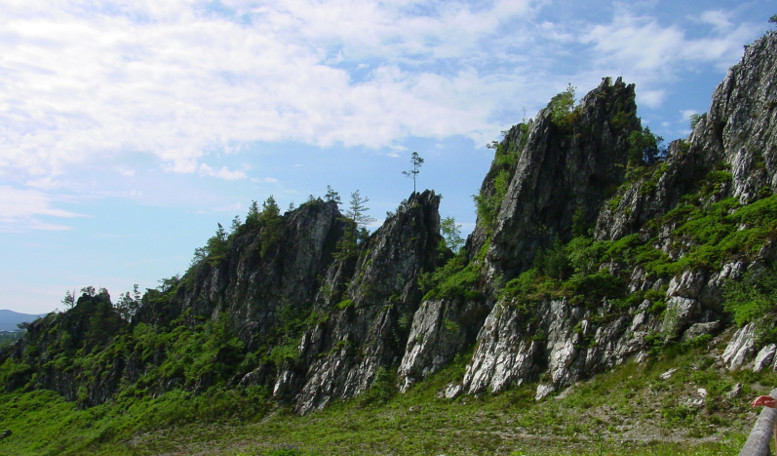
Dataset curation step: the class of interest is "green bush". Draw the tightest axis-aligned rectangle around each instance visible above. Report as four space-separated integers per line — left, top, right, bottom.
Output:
269 343 299 365
473 168 511 233
335 299 354 310
625 127 663 165
723 263 777 343
500 268 562 311
534 238 572 280
563 271 626 306
421 254 482 302
359 366 397 407
547 84 577 129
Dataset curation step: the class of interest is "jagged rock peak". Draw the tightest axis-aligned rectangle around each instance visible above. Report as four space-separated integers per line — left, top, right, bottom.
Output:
702 30 777 203
282 190 446 414
595 31 777 241
456 32 777 402
485 76 642 281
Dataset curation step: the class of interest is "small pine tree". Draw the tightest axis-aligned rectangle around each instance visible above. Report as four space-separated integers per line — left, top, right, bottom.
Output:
115 288 141 321
689 113 702 130
335 190 375 259
204 223 229 263
345 190 375 228
80 286 96 297
245 200 260 227
259 196 281 224
230 215 242 234
440 216 464 253
325 185 342 206
61 290 76 309
402 152 424 194
259 196 282 257
547 84 576 126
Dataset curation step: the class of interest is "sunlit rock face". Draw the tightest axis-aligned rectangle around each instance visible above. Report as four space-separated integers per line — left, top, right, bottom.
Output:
415 32 777 403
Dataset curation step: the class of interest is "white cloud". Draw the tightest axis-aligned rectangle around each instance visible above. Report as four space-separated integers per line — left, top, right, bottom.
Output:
0 0 765 186
195 201 244 215
25 177 68 191
680 109 699 122
0 185 83 231
585 16 684 73
581 5 759 99
198 163 247 180
699 10 732 32
0 1 547 182
117 168 136 177
638 89 666 109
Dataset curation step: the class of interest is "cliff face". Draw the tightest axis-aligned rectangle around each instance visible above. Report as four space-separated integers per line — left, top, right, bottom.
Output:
486 77 639 280
596 31 777 241
399 32 777 399
2 32 776 413
396 77 644 393
270 191 444 413
464 32 777 399
134 199 343 338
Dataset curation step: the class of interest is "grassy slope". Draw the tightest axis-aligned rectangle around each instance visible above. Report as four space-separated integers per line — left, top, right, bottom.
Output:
1 336 773 456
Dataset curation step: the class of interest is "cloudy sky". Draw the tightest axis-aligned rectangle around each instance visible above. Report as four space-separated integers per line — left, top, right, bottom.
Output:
0 0 771 314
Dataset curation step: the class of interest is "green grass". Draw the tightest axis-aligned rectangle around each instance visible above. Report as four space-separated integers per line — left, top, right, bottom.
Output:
1 342 769 456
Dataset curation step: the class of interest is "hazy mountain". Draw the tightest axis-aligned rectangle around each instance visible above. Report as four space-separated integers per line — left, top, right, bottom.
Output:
0 309 46 332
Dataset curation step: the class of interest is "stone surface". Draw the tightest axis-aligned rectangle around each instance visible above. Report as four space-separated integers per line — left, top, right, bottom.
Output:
753 344 777 373
722 324 756 370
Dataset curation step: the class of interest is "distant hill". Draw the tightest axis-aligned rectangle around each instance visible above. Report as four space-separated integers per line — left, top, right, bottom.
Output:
0 309 46 332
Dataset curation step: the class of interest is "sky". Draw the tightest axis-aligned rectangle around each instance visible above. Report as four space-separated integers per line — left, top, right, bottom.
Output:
0 0 772 315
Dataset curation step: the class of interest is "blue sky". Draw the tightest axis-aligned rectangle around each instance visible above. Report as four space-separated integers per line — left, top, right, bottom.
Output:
0 0 772 314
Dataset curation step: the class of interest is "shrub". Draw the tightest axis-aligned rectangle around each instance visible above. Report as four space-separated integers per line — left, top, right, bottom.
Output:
626 127 663 165
359 366 396 407
268 343 299 365
421 254 482 301
473 168 511 233
500 268 562 311
563 271 626 306
547 84 577 128
723 263 777 344
336 299 354 310
533 238 572 280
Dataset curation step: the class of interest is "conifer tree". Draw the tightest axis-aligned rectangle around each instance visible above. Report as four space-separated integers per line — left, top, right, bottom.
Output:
345 190 375 228
325 185 342 207
335 190 375 259
440 216 464 253
402 152 424 193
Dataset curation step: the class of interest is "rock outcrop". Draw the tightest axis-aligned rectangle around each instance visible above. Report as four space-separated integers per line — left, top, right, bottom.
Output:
2 32 776 413
283 191 445 413
486 77 639 281
399 32 777 400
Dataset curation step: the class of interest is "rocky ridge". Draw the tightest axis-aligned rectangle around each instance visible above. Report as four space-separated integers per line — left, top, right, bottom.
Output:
1 32 776 413
398 31 777 400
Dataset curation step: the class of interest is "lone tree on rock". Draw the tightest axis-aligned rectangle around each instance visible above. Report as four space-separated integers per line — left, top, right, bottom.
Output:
345 190 375 229
402 151 424 194
335 190 375 259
